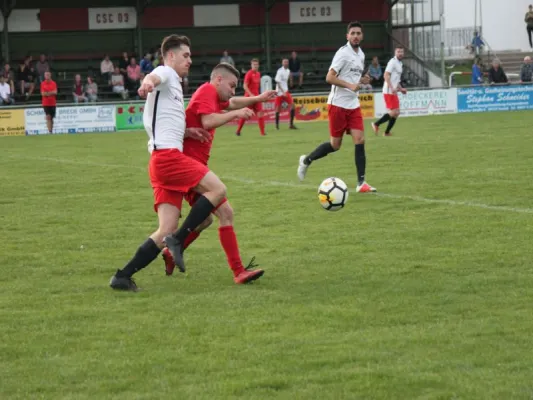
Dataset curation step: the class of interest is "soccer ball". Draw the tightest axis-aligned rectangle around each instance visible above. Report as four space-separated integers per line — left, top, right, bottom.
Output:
318 177 349 211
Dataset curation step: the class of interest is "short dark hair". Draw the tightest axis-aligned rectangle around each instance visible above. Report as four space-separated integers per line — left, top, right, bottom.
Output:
347 21 363 32
161 35 191 57
212 62 240 79
395 45 404 50
251 58 259 63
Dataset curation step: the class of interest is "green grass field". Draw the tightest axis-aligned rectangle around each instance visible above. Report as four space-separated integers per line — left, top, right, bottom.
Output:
2 111 533 399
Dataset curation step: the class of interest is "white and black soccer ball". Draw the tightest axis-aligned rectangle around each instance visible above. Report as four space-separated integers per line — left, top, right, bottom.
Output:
318 177 349 211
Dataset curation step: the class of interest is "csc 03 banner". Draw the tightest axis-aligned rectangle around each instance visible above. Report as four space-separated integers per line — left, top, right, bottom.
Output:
457 85 533 113
25 105 116 135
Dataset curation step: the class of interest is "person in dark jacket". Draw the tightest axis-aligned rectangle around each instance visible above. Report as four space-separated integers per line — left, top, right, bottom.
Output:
520 56 533 83
488 59 508 84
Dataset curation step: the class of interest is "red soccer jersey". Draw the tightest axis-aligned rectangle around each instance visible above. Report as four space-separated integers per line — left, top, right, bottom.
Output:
40 80 57 106
184 82 229 165
244 70 261 96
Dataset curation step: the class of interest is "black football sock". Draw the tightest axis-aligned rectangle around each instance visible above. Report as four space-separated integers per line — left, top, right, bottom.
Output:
355 144 366 185
290 108 295 126
117 238 161 278
173 195 215 243
385 117 397 133
275 112 279 127
304 142 336 165
375 113 390 126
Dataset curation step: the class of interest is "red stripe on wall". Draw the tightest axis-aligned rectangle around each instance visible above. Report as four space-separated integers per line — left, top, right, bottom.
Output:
141 7 194 28
40 8 89 31
342 0 388 22
239 2 289 26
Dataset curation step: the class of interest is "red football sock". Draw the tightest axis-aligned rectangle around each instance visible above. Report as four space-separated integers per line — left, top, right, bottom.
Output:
258 117 265 135
218 226 245 276
236 118 246 133
183 230 200 250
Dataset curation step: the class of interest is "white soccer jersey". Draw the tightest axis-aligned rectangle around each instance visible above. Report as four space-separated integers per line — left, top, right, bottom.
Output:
327 43 365 110
275 67 290 96
143 65 186 153
383 57 403 94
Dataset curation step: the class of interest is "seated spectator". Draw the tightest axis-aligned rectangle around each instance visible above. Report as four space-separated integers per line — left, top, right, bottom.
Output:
467 31 484 56
0 75 14 105
2 63 15 95
152 51 161 68
100 55 114 83
488 59 508 84
140 53 154 74
111 67 128 99
520 56 533 83
85 76 98 102
119 52 130 77
289 51 303 89
35 54 50 83
368 56 383 87
127 57 141 94
18 57 36 100
471 58 484 85
220 50 235 66
72 74 88 103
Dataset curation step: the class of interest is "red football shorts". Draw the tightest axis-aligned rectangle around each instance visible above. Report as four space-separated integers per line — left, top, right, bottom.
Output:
275 93 293 107
384 94 400 110
149 148 210 212
328 105 364 137
249 102 263 113
184 190 227 214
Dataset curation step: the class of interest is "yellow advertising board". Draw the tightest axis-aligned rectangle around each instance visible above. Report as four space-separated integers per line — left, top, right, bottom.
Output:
294 93 375 122
0 109 25 136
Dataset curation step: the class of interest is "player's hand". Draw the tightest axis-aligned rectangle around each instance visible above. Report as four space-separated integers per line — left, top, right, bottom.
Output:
235 108 255 120
138 80 154 98
400 88 407 95
348 83 360 92
392 88 398 95
360 75 371 85
258 90 277 102
185 127 211 142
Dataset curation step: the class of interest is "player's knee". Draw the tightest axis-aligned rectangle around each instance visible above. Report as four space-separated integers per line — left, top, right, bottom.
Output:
217 203 234 226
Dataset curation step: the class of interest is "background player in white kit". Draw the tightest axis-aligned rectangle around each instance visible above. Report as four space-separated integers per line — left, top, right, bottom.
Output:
274 59 297 130
297 21 376 193
109 35 231 291
371 46 406 136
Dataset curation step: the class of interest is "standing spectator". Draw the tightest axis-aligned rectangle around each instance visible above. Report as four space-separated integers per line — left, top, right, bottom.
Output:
140 53 154 74
0 75 14 105
488 59 508 84
40 71 57 134
85 76 98 102
35 54 50 83
2 63 15 95
100 55 114 83
289 51 303 89
520 56 533 83
126 57 141 94
471 58 484 85
111 66 128 99
368 56 383 87
18 58 36 100
72 74 88 103
220 50 235 66
525 5 533 48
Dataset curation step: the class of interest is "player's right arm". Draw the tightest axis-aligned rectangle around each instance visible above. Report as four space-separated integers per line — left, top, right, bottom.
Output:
325 52 359 92
383 59 397 94
201 109 254 130
138 66 171 98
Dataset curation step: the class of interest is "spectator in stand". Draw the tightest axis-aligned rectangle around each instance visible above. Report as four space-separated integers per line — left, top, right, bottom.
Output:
289 51 303 89
471 58 484 85
152 51 161 68
140 53 154 74
35 54 50 83
368 56 383 87
72 74 88 103
18 58 36 100
2 63 15 95
220 50 235 66
0 75 14 105
126 57 141 94
468 32 484 56
119 52 130 77
520 56 533 83
40 71 57 134
100 54 114 83
111 66 128 99
525 5 533 48
488 59 508 85
85 76 98 102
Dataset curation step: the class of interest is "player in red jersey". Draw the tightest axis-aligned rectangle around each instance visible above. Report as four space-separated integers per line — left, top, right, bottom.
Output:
235 58 266 136
40 71 57 133
162 62 276 284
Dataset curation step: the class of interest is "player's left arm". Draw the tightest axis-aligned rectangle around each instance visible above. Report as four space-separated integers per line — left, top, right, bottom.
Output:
226 90 276 110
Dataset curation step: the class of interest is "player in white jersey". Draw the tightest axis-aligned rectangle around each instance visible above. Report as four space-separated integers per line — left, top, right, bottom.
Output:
297 21 376 193
109 35 229 291
371 46 406 136
274 59 297 130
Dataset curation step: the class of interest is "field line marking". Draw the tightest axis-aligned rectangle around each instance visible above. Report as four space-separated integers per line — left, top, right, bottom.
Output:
5 154 533 215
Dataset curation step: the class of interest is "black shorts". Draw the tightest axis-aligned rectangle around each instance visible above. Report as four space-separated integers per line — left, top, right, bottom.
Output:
43 106 56 118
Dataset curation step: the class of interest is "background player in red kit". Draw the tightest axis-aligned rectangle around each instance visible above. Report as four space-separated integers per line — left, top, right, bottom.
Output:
162 63 276 284
236 58 266 136
40 71 57 134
